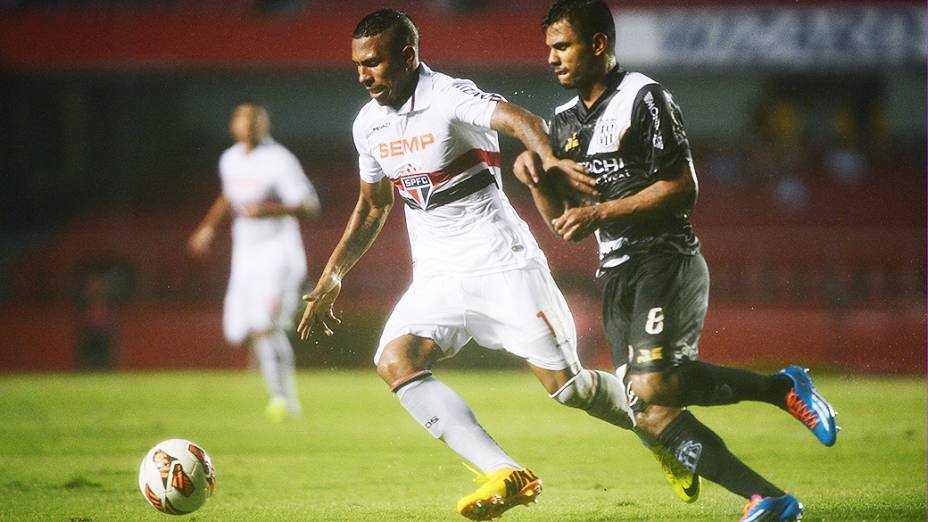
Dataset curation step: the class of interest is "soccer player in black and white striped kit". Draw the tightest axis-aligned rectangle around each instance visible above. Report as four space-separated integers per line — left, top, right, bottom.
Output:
515 1 840 520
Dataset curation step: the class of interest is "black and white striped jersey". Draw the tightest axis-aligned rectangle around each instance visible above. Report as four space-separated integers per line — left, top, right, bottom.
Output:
549 67 700 274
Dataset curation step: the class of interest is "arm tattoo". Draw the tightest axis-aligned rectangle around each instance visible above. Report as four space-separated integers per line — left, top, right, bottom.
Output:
345 210 387 259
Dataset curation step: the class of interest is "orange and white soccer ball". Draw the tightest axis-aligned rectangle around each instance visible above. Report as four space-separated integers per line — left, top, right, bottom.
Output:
138 439 216 515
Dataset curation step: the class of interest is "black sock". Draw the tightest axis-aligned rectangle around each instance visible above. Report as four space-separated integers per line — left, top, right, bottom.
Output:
677 361 792 407
658 411 784 499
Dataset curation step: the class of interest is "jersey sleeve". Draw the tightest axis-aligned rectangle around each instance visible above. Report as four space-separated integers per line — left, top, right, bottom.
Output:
442 79 506 129
629 84 692 178
352 116 386 183
276 149 319 207
547 116 562 154
217 149 233 196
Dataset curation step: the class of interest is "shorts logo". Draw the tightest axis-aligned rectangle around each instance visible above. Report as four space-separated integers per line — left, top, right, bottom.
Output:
400 173 434 207
635 346 664 364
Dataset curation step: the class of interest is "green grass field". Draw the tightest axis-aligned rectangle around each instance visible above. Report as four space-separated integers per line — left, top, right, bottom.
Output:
0 370 924 521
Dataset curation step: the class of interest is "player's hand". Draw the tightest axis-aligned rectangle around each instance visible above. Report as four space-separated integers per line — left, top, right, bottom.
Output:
543 158 599 198
552 205 601 241
297 275 343 340
513 150 545 188
239 204 264 218
187 227 214 257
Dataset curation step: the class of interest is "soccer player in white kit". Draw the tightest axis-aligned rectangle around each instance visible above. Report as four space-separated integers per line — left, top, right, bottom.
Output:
296 9 693 520
189 102 320 422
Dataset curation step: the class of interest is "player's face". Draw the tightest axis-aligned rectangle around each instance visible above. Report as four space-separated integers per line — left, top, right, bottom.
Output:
229 105 269 146
545 20 597 90
351 30 416 109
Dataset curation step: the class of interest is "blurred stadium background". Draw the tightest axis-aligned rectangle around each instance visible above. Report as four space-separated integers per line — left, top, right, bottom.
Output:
0 0 924 376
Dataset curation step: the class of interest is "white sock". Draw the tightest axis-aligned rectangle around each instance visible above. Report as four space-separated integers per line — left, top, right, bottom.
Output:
269 330 301 415
396 376 519 473
612 364 658 448
252 334 284 401
550 368 635 430
549 367 660 450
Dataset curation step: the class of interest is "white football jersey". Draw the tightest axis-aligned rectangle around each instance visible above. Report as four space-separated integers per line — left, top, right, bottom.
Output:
352 63 545 279
219 138 316 267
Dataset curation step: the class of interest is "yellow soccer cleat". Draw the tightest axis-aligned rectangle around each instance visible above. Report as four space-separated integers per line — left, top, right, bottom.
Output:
650 445 700 503
456 466 542 520
264 397 288 424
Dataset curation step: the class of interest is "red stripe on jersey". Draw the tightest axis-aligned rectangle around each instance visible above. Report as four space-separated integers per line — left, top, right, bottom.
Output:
392 148 500 191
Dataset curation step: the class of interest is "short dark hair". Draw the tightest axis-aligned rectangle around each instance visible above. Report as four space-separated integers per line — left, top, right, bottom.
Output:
352 8 419 50
234 101 270 119
236 100 267 112
543 0 615 48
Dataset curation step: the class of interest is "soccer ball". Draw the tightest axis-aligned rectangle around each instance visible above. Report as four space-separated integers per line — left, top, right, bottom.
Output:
138 439 216 515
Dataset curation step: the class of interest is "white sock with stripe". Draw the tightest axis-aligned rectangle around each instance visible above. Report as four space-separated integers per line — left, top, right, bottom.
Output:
396 375 519 473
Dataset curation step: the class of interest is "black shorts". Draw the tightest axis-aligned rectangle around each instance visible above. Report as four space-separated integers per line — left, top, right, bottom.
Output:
602 251 709 374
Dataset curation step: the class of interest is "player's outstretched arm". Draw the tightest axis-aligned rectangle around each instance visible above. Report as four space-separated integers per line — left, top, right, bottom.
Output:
513 150 570 236
301 190 322 219
553 159 698 241
240 197 320 220
188 195 231 257
297 177 394 340
490 101 598 198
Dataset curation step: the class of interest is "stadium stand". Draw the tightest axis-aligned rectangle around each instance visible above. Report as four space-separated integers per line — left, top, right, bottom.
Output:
1 0 923 372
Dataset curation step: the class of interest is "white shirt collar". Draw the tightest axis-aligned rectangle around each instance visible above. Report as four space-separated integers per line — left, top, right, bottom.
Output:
237 137 274 155
383 63 433 116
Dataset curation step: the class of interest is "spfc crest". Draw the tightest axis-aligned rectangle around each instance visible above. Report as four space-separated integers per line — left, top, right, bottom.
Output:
400 173 434 208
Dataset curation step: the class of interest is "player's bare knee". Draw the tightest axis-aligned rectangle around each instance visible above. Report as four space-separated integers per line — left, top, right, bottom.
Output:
375 351 412 385
630 372 673 406
633 405 680 436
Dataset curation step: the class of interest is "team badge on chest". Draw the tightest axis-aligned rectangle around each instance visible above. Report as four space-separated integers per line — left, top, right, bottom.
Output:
399 173 434 208
595 119 619 150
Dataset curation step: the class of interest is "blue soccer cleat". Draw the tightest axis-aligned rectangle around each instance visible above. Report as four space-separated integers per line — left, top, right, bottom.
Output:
740 493 804 522
778 366 839 447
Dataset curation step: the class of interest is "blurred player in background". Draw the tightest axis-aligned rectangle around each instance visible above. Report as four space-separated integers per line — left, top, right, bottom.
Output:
189 102 320 422
514 1 840 520
297 8 696 521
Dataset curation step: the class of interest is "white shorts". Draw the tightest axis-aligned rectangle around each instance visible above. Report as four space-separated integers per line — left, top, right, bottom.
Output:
374 263 578 371
223 259 306 345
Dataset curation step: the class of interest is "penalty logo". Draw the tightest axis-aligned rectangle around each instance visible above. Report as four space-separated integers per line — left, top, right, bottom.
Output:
563 132 580 153
400 173 434 208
